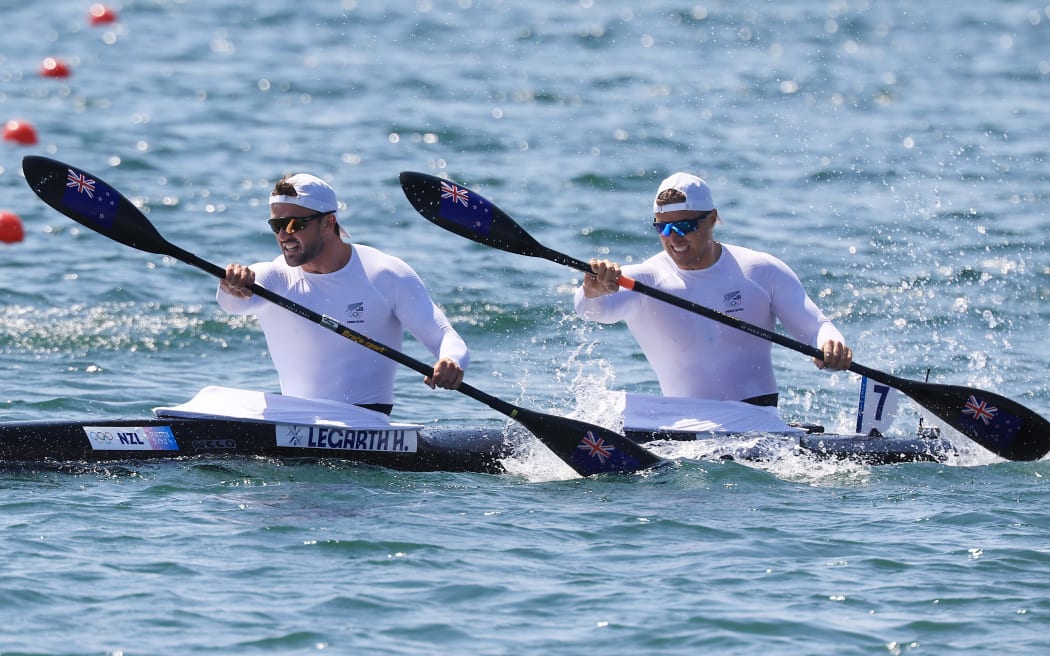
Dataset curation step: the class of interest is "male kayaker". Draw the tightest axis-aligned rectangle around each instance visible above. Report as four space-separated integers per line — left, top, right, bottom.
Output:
575 171 852 407
217 173 468 414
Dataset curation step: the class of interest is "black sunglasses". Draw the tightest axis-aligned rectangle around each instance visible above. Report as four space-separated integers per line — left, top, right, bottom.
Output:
267 210 329 234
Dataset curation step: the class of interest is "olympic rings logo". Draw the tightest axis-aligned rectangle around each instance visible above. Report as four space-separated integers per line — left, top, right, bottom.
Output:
86 430 116 444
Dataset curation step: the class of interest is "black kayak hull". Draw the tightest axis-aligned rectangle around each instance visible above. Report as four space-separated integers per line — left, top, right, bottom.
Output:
0 417 954 472
0 418 511 473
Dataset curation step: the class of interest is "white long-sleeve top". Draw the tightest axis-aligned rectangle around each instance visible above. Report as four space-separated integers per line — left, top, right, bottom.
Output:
573 243 843 402
217 244 469 406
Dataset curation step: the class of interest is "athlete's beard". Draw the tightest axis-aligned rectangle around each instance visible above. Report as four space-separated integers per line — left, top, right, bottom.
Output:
280 234 323 268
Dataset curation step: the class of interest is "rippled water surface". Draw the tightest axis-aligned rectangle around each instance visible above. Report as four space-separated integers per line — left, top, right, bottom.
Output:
2 1 1049 653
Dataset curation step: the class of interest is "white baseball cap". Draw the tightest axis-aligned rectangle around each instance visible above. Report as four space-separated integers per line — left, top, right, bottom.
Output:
269 173 338 213
653 172 715 214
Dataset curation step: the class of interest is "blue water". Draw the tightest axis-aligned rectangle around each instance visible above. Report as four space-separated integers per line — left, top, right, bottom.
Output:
2 0 1049 653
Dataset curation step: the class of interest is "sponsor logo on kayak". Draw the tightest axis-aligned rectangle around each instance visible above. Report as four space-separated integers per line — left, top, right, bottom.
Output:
191 439 238 451
83 426 179 451
275 425 418 453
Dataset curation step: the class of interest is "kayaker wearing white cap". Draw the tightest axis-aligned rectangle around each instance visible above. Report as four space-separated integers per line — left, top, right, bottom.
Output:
575 171 851 407
218 173 468 415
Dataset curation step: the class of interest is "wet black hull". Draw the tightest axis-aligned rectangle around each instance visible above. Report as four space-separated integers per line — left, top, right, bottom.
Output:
0 416 954 472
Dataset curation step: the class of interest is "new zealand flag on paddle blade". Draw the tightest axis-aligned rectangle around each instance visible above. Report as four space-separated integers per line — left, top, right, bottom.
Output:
62 168 118 228
571 429 645 475
439 180 494 236
957 394 1022 449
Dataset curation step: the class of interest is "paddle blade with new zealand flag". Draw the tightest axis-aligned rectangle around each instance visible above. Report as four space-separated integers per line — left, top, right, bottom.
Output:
510 406 664 475
889 376 1049 461
22 155 175 256
399 171 551 259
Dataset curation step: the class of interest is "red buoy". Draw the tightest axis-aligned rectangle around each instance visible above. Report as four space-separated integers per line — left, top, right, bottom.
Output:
40 57 72 78
88 3 118 25
3 120 38 146
0 211 25 244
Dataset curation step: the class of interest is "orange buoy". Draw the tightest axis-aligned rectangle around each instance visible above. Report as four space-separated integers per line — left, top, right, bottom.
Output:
88 3 118 25
3 120 38 146
0 211 25 244
40 57 72 78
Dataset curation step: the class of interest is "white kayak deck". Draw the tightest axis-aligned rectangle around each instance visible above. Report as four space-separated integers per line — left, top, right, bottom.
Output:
155 386 807 435
615 391 805 434
154 386 423 431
